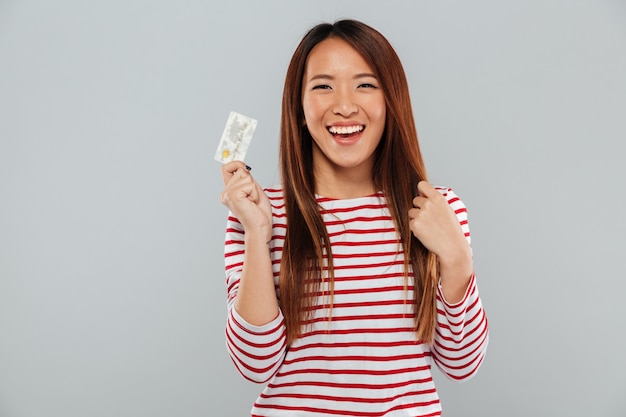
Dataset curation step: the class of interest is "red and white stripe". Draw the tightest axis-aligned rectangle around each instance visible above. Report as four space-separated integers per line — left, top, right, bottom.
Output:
224 187 488 416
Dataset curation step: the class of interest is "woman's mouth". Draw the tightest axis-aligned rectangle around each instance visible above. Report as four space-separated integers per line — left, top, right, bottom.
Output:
327 125 365 138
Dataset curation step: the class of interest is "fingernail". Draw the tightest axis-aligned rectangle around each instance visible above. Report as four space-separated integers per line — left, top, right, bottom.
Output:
245 165 252 171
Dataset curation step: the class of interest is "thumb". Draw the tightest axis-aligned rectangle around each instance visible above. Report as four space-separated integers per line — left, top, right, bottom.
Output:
417 180 436 197
221 160 249 186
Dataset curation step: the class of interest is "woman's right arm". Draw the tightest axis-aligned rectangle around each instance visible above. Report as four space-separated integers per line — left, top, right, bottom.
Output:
221 161 287 382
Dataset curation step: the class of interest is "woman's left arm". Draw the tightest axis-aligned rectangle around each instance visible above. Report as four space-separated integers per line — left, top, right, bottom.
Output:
409 184 489 381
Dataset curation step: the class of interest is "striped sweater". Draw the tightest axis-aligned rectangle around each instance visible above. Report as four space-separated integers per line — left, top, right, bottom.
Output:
224 187 488 416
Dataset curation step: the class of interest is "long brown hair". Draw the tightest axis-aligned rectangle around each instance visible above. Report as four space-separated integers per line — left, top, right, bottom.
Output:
279 19 438 345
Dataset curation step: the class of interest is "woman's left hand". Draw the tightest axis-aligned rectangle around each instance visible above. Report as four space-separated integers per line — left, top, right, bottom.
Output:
408 181 472 276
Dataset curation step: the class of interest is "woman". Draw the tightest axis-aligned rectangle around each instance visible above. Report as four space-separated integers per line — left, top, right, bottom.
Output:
220 19 488 417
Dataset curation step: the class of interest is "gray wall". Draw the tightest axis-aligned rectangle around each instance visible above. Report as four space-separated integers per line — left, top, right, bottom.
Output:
1 1 625 416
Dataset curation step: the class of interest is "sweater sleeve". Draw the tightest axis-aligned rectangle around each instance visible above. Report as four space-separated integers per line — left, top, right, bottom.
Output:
431 188 489 381
223 212 287 383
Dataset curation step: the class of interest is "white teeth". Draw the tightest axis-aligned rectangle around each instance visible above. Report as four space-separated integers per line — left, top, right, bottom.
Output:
328 125 364 135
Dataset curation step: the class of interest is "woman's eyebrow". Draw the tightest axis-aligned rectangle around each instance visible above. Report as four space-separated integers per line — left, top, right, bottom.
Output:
307 74 333 82
354 73 377 79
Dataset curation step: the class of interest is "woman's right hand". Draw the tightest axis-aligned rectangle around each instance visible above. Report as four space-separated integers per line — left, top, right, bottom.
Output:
220 161 273 241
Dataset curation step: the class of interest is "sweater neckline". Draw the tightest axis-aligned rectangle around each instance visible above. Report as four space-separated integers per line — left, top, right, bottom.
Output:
315 190 384 203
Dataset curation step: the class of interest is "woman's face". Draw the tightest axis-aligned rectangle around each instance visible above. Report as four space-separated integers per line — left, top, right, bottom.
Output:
302 37 386 181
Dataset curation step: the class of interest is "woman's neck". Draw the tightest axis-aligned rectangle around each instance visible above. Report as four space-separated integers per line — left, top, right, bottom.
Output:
314 166 377 199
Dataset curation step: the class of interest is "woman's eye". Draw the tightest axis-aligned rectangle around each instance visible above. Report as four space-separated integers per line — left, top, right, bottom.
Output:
312 84 331 90
358 83 377 89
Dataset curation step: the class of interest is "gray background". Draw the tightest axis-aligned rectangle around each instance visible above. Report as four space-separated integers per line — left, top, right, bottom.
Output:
1 0 625 416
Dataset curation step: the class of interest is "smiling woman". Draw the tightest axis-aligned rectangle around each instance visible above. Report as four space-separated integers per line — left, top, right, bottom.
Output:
219 19 488 416
302 37 387 198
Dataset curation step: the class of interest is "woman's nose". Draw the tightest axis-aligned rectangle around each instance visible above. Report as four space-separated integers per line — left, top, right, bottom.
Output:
332 90 358 117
